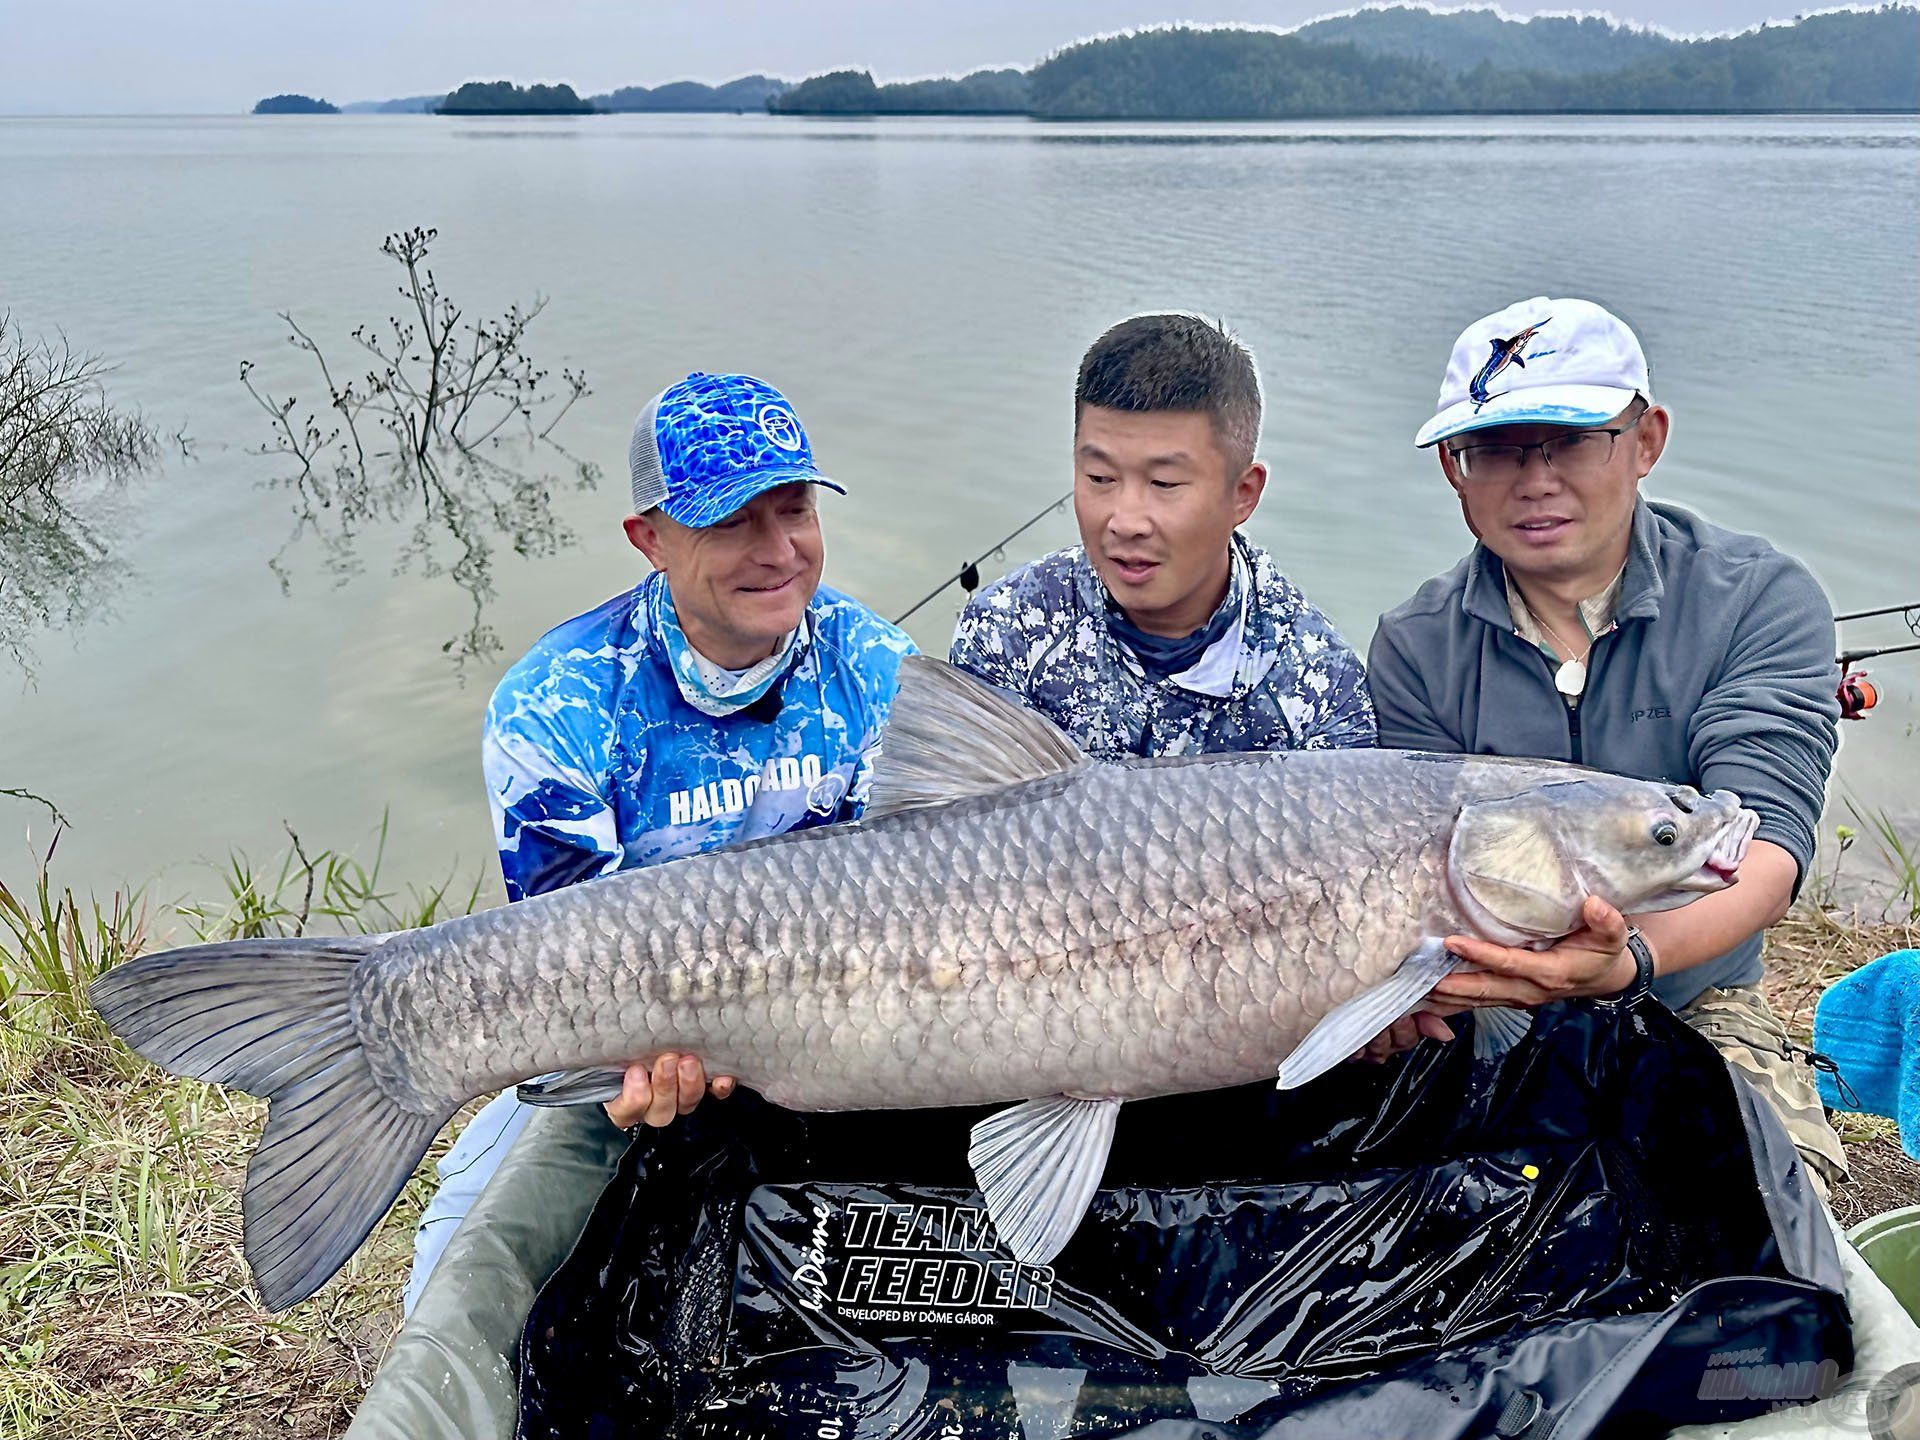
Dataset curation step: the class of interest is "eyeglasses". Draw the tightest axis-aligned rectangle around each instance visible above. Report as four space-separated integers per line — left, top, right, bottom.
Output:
1448 412 1646 483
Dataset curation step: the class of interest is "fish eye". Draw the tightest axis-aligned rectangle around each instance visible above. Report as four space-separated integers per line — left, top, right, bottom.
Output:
1653 820 1678 847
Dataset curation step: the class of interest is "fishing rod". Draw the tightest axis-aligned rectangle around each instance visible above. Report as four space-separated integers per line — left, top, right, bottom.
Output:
1835 601 1920 667
893 489 1074 625
1833 599 1919 720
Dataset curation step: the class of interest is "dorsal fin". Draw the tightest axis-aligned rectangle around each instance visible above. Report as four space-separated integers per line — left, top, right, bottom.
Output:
865 656 1088 819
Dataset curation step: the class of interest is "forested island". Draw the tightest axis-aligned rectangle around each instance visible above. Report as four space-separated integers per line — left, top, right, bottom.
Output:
314 4 1920 122
252 93 338 115
782 6 1919 118
436 81 593 115
341 94 440 114
773 68 1029 115
592 75 788 111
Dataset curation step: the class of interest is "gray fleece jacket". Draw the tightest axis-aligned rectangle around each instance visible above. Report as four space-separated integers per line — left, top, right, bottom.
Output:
1368 499 1839 1009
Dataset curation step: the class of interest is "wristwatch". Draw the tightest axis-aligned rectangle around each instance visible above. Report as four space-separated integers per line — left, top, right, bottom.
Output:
1597 927 1656 1008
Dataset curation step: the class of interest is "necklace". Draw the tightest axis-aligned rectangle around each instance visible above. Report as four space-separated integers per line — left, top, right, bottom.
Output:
1535 616 1601 698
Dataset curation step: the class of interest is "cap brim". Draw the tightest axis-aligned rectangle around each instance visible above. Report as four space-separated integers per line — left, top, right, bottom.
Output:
1414 384 1641 449
661 467 847 528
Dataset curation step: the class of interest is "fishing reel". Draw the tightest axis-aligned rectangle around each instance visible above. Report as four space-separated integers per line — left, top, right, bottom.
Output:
1837 670 1878 722
1833 601 1915 722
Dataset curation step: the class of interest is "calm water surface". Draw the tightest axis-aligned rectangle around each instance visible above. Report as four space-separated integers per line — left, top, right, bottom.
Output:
2 113 1915 900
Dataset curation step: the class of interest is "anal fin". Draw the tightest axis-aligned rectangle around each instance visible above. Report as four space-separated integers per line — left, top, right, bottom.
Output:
517 1067 628 1107
968 1095 1121 1266
1276 937 1454 1091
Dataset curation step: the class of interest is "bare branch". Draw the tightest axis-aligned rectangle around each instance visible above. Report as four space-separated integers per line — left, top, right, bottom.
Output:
0 312 161 671
244 230 595 669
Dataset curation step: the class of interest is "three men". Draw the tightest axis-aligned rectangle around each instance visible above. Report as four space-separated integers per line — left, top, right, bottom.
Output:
1367 296 1848 1192
390 302 1850 1428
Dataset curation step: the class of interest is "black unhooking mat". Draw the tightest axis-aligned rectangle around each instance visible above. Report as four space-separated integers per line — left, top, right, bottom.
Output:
516 999 1852 1440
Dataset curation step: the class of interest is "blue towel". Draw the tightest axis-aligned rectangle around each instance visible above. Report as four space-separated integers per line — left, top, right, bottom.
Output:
1813 948 1920 1161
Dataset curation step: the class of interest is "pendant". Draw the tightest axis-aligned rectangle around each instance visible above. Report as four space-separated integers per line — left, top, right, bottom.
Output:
1554 658 1588 698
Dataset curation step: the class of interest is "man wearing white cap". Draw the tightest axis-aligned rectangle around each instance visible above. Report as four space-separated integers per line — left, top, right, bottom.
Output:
1366 297 1850 1196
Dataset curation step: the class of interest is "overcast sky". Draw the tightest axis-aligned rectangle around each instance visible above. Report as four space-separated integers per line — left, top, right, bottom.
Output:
0 0 1844 114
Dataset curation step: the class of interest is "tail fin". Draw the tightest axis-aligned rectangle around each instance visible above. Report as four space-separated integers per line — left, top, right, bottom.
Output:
89 937 450 1311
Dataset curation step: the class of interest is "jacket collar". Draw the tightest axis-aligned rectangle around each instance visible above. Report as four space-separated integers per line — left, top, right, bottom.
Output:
642 571 817 714
1461 498 1665 632
1071 532 1275 701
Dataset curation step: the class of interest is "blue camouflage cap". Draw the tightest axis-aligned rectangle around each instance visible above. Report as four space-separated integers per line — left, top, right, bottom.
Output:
628 372 845 528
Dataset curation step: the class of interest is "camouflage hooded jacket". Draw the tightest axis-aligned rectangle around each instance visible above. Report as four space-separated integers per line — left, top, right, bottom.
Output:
948 534 1375 759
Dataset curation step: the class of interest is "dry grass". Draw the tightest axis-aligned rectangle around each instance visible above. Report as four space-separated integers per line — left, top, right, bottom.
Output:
1 832 1914 1437
0 830 481 1440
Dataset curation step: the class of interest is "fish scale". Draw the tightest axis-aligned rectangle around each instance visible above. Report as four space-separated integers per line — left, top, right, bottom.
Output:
363 753 1477 1115
88 657 1757 1309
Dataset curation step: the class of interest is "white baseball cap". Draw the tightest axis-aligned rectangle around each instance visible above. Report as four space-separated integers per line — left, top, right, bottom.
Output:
1415 297 1652 449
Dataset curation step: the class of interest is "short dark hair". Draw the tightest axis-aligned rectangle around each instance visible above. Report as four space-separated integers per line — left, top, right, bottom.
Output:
1075 314 1262 472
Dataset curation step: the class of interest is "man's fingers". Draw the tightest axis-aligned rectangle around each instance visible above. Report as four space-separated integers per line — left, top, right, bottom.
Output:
1370 1015 1421 1062
601 1056 730 1128
1432 970 1556 1008
1414 1010 1456 1044
602 1063 654 1129
676 1055 705 1116
1444 935 1520 972
1582 895 1628 943
644 1053 682 1127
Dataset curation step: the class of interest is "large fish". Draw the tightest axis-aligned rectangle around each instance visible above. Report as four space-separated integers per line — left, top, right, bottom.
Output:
90 658 1757 1311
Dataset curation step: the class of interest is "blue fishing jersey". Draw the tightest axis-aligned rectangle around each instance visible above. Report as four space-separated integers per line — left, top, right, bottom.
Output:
484 573 917 901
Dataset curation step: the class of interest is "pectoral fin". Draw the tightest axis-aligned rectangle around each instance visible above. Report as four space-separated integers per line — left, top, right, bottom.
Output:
1471 1005 1535 1061
516 1067 629 1107
1275 937 1454 1090
968 1095 1122 1266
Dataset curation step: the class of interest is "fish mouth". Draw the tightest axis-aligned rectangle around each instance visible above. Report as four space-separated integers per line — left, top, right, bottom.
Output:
1670 807 1760 894
1631 805 1760 913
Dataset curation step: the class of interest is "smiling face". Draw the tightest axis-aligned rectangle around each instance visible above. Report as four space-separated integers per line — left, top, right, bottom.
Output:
623 482 824 668
1439 401 1668 592
1073 404 1266 639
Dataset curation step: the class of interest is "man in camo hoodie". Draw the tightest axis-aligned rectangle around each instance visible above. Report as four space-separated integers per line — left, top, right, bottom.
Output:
950 312 1374 758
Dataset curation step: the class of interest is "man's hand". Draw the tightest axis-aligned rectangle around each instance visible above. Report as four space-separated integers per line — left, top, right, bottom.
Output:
1353 1009 1457 1064
604 1053 737 1129
1352 897 1641 1064
1430 896 1638 1009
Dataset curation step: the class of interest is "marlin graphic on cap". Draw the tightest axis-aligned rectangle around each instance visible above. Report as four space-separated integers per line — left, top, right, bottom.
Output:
1470 319 1556 409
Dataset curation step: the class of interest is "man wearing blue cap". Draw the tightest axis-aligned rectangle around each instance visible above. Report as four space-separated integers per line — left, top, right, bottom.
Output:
1366 298 1849 1196
399 372 915 1311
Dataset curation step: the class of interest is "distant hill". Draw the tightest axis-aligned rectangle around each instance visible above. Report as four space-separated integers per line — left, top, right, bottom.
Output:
1029 30 1444 119
593 75 789 111
252 93 339 115
771 67 1030 115
1461 7 1920 112
437 81 594 115
340 94 441 114
1292 6 1675 76
1021 5 1919 118
287 5 1920 124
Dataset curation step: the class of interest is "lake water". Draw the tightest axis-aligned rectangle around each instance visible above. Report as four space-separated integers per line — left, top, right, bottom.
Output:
2 113 1916 903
